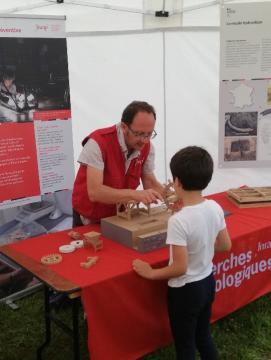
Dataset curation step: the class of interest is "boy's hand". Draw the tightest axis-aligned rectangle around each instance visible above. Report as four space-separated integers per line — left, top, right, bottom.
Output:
133 259 153 279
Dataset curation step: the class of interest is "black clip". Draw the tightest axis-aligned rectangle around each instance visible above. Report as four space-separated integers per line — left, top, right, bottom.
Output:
155 10 169 17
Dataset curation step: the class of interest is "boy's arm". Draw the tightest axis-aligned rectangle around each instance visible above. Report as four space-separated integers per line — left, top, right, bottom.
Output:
133 245 187 280
215 228 231 252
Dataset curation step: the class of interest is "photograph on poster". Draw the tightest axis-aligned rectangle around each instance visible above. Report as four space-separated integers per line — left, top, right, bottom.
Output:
259 112 271 145
0 190 73 246
0 254 35 300
0 37 70 123
257 109 271 161
267 84 271 105
224 136 257 161
0 189 73 300
224 112 258 137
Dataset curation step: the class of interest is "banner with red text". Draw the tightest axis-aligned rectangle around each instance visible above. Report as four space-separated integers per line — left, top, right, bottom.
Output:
0 15 74 300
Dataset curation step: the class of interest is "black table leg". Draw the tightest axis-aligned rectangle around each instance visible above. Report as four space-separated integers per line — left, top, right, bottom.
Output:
37 285 51 360
72 297 80 360
37 286 81 360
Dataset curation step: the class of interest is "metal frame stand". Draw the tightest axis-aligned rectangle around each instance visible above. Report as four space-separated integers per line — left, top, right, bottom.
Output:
37 285 81 360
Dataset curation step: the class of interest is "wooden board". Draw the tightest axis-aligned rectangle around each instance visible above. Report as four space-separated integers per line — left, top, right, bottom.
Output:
228 187 271 204
228 187 271 208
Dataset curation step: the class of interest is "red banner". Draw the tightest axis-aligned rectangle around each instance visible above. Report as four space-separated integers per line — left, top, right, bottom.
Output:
33 109 71 120
0 123 40 202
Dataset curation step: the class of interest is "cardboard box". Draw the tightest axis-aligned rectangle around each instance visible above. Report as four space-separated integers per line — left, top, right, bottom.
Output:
101 206 171 252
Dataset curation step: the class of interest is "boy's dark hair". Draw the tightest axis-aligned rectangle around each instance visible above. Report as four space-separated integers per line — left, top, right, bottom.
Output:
121 101 156 125
170 146 213 191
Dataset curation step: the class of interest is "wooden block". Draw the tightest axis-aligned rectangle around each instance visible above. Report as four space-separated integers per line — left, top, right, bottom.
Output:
41 253 62 265
80 256 98 269
68 231 81 240
83 231 100 240
92 241 103 252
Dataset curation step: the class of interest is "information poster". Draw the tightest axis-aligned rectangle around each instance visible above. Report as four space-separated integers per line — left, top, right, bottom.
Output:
0 16 74 301
219 2 271 167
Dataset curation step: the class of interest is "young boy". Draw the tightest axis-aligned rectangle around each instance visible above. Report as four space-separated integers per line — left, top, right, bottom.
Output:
133 146 231 360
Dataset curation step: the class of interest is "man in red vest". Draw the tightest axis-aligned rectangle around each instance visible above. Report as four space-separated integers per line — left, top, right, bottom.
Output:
72 100 165 226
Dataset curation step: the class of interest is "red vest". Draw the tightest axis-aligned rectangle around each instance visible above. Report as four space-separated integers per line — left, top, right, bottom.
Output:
72 125 150 221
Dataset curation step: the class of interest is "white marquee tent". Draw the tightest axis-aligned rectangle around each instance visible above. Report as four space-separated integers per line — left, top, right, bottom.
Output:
0 0 269 196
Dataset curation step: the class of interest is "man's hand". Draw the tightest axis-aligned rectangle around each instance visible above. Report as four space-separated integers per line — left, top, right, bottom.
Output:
141 173 166 199
87 166 164 205
133 189 164 205
133 259 153 279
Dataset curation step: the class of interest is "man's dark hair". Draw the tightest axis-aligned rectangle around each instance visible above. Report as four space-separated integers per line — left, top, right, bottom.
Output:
170 146 213 191
3 70 15 81
121 101 156 125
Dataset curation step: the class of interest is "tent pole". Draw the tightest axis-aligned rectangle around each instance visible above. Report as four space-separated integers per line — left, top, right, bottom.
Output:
0 0 236 16
0 1 55 14
162 31 168 184
67 26 218 38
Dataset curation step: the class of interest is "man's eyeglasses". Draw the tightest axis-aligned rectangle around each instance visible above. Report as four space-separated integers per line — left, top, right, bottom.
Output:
127 125 157 140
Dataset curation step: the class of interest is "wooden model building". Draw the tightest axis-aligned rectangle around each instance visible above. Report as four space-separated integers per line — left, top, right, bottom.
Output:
227 186 271 208
83 231 103 251
163 181 180 213
101 185 180 252
117 201 145 220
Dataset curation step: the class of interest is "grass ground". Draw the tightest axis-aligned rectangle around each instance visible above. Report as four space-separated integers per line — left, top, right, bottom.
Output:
0 290 271 360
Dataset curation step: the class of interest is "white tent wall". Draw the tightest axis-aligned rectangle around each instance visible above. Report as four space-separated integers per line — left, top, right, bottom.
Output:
165 28 271 194
1 0 271 196
68 32 166 182
166 29 222 194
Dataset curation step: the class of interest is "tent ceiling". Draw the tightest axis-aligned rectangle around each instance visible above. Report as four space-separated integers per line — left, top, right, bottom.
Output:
0 0 222 29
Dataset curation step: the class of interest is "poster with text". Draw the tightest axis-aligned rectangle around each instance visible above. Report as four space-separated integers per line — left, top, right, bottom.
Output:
219 2 271 168
0 16 74 300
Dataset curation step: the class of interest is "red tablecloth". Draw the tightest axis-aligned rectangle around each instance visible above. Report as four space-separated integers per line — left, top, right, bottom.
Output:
9 192 271 360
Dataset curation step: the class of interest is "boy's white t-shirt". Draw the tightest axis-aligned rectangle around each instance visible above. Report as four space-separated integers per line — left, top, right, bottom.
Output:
166 199 226 288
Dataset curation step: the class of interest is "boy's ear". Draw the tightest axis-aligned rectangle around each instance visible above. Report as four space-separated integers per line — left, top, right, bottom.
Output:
174 177 182 188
